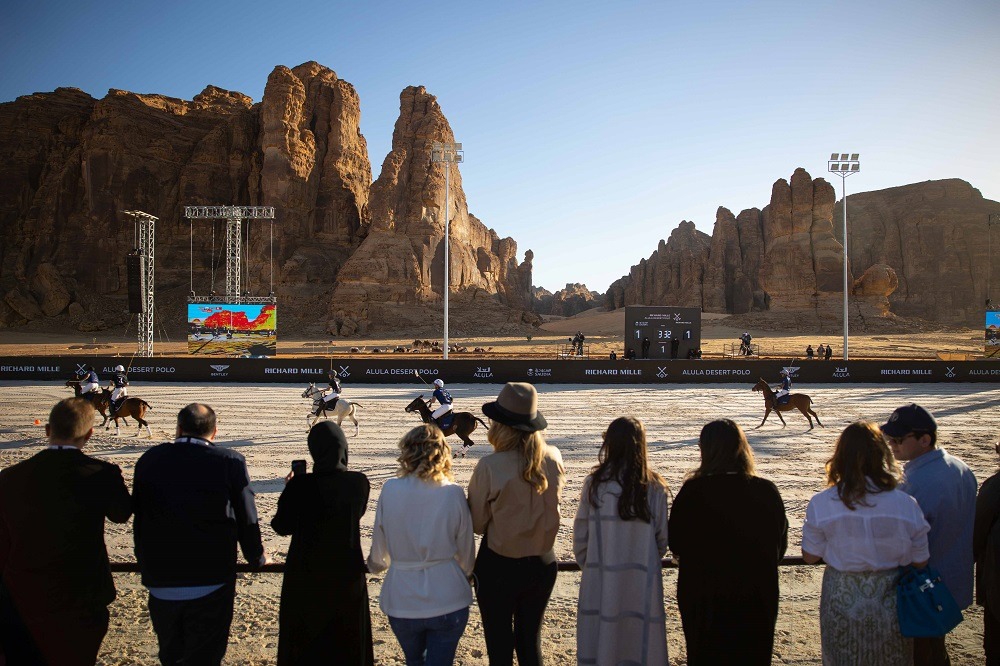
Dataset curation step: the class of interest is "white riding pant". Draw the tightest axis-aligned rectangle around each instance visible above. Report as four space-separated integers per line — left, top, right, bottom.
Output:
322 391 340 404
432 403 453 419
111 387 128 402
80 382 98 394
775 390 789 400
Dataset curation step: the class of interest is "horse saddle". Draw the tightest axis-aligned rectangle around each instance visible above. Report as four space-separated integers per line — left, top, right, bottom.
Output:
777 394 791 406
111 398 124 413
436 412 455 429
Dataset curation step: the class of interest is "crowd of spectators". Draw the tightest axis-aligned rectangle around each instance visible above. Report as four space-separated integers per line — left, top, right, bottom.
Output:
0 390 995 665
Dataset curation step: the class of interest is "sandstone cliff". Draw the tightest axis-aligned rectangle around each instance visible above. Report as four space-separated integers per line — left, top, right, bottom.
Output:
533 283 602 317
0 64 534 336
605 169 998 326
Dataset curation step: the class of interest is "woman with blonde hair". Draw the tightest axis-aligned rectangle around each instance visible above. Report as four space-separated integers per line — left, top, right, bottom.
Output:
468 382 564 666
574 416 670 665
367 424 475 666
668 419 788 665
802 421 930 665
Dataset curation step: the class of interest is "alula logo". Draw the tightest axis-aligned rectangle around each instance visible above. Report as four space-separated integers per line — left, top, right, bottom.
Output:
474 366 493 378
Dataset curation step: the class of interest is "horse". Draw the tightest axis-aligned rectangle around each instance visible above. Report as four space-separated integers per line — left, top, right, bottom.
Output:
65 380 152 437
404 395 489 456
751 378 823 430
301 383 362 436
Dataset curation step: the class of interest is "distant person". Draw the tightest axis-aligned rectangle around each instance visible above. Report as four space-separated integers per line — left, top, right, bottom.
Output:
321 369 341 410
368 424 475 666
574 417 670 665
774 369 791 404
133 403 269 666
428 378 454 428
671 338 680 359
642 336 651 358
669 419 787 665
825 344 833 360
78 364 100 397
625 348 636 360
806 344 815 359
975 438 1000 665
609 351 617 361
817 343 826 359
271 422 373 665
803 421 930 665
882 404 977 666
108 363 130 413
0 398 131 665
469 383 564 666
577 332 586 355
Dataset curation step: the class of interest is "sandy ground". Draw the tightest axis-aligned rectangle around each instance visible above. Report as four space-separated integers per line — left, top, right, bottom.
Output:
1 380 999 665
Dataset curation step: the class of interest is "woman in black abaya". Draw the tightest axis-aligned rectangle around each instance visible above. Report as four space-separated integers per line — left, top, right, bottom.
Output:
271 421 373 665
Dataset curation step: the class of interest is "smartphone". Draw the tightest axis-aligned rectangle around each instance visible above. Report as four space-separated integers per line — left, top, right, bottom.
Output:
291 459 307 476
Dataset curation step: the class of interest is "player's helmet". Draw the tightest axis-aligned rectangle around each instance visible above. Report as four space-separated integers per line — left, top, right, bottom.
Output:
433 379 444 388
780 369 789 376
114 365 125 372
329 370 338 378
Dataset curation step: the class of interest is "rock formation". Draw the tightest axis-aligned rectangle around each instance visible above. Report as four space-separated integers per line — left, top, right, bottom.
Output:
604 168 976 324
533 283 602 317
0 64 534 336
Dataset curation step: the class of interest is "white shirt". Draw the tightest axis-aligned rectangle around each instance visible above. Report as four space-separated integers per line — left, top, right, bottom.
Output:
802 481 930 572
367 475 475 619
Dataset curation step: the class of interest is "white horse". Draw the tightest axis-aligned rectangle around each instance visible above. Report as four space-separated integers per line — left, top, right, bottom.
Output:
301 383 362 436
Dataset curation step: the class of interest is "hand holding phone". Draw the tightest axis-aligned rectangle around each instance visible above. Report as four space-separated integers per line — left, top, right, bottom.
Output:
291 459 307 476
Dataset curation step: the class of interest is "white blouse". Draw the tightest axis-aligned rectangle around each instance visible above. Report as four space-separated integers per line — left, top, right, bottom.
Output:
367 476 475 618
802 482 930 572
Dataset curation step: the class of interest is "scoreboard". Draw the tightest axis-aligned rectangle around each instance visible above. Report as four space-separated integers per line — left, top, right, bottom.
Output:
624 306 702 359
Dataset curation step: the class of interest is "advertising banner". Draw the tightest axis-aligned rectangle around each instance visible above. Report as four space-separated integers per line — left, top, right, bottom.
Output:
986 311 1000 358
187 303 276 357
2 357 997 384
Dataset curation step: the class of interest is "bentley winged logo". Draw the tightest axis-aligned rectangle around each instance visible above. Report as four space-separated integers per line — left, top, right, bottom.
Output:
210 364 230 372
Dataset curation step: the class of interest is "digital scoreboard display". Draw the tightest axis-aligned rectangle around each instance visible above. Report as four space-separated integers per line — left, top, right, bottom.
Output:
624 306 702 359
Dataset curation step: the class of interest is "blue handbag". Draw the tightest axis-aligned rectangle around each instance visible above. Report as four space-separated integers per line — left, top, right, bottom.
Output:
896 565 963 638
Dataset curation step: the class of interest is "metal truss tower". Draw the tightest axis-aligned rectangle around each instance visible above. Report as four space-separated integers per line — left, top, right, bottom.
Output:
184 206 276 304
124 210 157 357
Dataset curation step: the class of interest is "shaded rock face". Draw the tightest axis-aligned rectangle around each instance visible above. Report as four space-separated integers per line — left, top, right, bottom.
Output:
605 221 711 309
0 65 532 336
606 170 989 324
838 179 1000 325
533 283 602 317
328 86 531 335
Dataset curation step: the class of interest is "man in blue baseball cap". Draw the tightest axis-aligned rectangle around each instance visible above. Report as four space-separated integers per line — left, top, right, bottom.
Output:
882 403 977 666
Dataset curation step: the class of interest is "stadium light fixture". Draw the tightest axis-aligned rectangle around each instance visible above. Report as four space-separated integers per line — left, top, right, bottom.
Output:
429 142 464 360
828 152 860 361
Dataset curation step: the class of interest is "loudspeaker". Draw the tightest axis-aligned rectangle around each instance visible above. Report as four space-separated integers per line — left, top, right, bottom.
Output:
126 253 146 313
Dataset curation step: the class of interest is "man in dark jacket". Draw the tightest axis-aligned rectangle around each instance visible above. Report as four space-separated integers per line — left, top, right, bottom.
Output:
0 397 131 665
133 403 268 665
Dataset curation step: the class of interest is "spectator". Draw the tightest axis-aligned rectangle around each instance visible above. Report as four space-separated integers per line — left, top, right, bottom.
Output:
609 351 617 361
669 419 788 665
0 398 131 665
883 404 977 666
271 422 373 665
133 403 268 666
574 417 670 665
806 344 815 359
817 343 826 358
803 421 930 665
468 383 565 666
625 348 636 360
642 336 651 358
825 344 833 360
368 424 475 666
975 438 1000 665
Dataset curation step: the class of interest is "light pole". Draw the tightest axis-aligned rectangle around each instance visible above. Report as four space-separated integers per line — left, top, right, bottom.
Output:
828 153 860 361
989 213 998 310
430 141 464 360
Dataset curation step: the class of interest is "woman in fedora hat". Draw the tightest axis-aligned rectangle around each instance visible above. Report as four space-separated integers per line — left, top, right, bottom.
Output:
468 382 565 666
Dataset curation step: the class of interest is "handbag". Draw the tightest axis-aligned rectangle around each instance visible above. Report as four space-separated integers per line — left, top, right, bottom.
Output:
896 565 963 638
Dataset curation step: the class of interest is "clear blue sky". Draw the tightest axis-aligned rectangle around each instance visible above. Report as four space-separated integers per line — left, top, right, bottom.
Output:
3 0 998 293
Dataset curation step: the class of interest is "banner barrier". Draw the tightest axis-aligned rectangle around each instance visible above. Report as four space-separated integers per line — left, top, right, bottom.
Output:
1 357 998 384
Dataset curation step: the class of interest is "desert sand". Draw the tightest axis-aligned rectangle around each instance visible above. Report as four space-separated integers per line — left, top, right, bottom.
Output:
1 377 998 665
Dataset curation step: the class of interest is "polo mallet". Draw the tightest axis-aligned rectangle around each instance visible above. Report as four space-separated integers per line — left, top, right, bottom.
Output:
414 370 432 387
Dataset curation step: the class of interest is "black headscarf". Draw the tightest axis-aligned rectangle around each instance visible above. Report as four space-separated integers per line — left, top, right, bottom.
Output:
307 421 349 473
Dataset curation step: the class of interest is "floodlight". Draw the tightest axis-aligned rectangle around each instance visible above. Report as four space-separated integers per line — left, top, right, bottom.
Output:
840 153 849 160
850 153 859 160
825 151 861 361
851 163 860 171
831 153 839 160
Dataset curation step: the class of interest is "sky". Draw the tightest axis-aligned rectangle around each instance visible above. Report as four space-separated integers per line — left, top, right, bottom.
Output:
2 0 998 293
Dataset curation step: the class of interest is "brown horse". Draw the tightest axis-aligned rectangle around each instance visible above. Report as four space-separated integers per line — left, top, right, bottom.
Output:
751 378 823 430
405 395 489 456
66 380 152 438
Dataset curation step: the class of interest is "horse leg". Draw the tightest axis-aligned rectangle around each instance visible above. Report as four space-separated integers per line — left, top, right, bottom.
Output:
776 409 787 427
755 407 772 429
457 432 474 457
811 409 823 427
797 404 814 430
113 416 121 436
349 407 359 437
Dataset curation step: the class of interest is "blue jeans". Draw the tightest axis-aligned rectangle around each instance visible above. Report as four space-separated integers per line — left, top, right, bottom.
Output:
388 607 470 666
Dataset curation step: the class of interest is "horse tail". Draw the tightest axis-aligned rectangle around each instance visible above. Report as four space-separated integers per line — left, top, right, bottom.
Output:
141 400 152 410
474 416 489 429
351 402 363 409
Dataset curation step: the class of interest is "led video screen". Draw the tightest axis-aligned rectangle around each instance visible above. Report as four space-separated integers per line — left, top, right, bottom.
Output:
187 303 276 357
